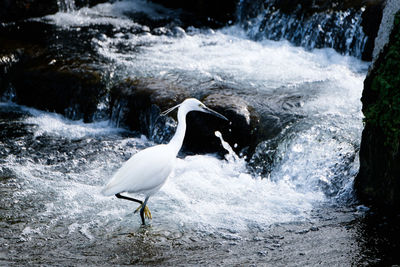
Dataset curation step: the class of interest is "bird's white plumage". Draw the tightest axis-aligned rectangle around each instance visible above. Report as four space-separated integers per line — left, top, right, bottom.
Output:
101 98 228 224
101 144 175 196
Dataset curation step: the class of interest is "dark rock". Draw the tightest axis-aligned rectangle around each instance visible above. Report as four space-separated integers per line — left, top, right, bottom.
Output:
237 0 264 21
75 0 108 9
0 21 52 99
361 1 384 61
0 52 19 100
355 11 400 212
184 94 258 156
109 78 190 142
149 0 238 27
0 0 58 22
0 21 107 122
0 0 110 22
13 58 105 122
109 79 261 156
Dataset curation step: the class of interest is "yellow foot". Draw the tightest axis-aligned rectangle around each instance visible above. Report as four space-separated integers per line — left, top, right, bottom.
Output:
134 204 152 219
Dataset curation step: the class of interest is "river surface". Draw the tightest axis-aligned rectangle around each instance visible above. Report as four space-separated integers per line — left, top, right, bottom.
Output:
1 0 400 265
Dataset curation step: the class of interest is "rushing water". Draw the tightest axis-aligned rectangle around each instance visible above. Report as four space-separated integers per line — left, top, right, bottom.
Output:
0 102 365 265
237 0 368 59
3 0 399 265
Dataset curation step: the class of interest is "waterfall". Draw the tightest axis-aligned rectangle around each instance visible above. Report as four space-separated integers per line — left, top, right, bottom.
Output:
57 0 76 12
237 0 368 59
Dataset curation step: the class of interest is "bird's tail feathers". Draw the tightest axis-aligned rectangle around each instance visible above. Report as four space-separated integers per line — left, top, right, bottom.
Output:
101 185 116 196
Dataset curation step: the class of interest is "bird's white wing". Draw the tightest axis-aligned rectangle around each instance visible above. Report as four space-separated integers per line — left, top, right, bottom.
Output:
101 144 175 196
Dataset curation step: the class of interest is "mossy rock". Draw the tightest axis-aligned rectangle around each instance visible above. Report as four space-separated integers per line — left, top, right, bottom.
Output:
362 12 400 151
355 11 400 212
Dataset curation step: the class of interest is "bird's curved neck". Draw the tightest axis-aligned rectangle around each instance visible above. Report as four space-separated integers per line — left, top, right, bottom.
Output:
169 107 187 155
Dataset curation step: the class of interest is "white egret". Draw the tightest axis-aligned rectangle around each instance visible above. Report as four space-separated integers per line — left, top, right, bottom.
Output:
102 98 228 225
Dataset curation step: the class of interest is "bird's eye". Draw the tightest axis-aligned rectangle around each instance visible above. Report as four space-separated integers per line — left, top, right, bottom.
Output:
198 104 202 107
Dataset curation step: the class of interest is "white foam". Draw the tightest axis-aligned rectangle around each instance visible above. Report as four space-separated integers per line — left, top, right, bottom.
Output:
4 127 322 234
22 107 124 139
97 25 367 91
270 123 359 194
153 154 323 231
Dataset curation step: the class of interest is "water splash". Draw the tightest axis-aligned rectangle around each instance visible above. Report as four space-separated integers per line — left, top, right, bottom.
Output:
215 131 240 163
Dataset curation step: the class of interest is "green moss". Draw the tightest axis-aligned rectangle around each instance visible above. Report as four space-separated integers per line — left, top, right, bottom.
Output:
364 12 400 151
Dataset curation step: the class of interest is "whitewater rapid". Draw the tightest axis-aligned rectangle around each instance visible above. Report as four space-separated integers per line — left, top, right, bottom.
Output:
2 0 369 248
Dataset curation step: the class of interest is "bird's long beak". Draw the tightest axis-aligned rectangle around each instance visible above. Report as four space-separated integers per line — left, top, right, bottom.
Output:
203 106 229 121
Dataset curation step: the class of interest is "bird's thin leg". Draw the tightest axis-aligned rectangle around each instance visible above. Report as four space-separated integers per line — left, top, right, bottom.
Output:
115 193 151 223
115 193 143 204
140 196 150 225
134 201 152 220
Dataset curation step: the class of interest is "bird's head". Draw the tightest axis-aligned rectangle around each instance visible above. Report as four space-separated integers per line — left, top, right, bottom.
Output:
162 98 228 121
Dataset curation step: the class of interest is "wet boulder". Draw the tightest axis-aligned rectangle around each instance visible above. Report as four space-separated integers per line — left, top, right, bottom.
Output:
11 57 105 122
0 20 109 122
0 0 58 22
355 8 400 212
149 0 238 27
0 0 110 22
109 79 261 156
0 51 21 99
0 49 106 123
75 0 109 9
183 94 258 156
361 1 384 61
109 78 190 142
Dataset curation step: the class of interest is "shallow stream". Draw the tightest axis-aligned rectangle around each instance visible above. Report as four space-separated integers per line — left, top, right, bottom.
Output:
1 0 400 265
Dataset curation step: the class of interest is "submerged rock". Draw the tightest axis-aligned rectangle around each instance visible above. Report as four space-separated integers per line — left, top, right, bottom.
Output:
355 8 400 212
